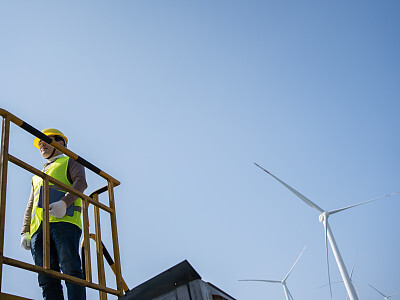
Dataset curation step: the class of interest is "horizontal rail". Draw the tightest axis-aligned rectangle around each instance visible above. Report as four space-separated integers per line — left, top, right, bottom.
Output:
2 256 122 296
8 154 114 214
0 108 120 187
0 292 31 300
89 186 109 198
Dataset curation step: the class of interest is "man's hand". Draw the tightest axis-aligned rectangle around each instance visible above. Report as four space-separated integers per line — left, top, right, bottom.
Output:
20 232 31 250
49 200 67 218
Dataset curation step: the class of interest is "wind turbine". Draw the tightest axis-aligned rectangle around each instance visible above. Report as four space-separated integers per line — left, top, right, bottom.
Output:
239 246 306 300
319 252 359 300
369 284 400 300
254 163 399 300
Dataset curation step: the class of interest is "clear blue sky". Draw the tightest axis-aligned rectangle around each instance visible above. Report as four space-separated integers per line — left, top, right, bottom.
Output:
1 1 399 299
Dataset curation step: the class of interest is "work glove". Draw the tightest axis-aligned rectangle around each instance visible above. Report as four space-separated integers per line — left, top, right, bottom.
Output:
20 232 31 250
49 200 67 218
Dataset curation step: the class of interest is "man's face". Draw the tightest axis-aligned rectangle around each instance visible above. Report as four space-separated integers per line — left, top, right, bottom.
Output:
38 135 64 159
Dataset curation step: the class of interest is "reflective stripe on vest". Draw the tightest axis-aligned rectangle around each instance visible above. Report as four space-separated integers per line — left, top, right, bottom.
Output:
30 156 82 236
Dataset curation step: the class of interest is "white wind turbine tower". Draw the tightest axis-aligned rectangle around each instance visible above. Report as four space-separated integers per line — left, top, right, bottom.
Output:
369 284 400 300
239 246 306 300
254 163 399 300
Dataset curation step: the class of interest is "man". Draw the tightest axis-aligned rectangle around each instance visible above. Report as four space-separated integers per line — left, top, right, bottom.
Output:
20 128 87 300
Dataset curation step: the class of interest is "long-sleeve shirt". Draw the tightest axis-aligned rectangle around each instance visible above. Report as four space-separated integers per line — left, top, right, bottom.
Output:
21 155 88 235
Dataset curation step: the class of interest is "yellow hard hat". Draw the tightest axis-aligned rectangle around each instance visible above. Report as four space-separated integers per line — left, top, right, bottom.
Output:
33 128 68 149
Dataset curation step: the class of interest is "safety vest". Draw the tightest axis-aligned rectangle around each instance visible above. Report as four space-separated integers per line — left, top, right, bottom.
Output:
30 156 82 236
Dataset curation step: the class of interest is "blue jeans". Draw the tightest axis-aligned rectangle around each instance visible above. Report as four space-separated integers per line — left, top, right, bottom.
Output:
31 222 86 300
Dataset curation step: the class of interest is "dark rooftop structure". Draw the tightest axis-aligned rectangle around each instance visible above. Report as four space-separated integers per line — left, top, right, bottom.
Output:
119 260 236 300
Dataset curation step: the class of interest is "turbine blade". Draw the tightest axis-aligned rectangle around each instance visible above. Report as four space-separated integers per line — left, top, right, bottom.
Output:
254 163 324 213
329 192 400 215
346 251 360 300
239 279 281 283
368 284 387 297
350 251 358 279
388 291 400 297
323 218 332 298
287 288 295 300
318 281 342 289
284 245 306 281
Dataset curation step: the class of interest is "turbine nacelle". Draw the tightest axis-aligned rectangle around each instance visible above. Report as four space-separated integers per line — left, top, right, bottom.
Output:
239 246 306 300
369 283 400 300
319 212 329 223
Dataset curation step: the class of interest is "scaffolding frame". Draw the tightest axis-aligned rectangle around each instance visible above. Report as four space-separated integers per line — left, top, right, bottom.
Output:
0 108 124 299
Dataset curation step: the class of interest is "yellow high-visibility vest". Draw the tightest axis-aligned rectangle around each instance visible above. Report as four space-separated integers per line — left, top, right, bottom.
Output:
30 156 82 237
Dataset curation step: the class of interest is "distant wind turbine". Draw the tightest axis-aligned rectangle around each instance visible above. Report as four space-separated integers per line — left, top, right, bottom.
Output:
239 246 306 300
319 252 359 300
254 163 399 300
369 284 400 300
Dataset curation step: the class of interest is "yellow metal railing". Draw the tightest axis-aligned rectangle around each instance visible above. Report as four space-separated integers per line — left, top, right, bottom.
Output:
0 108 125 299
